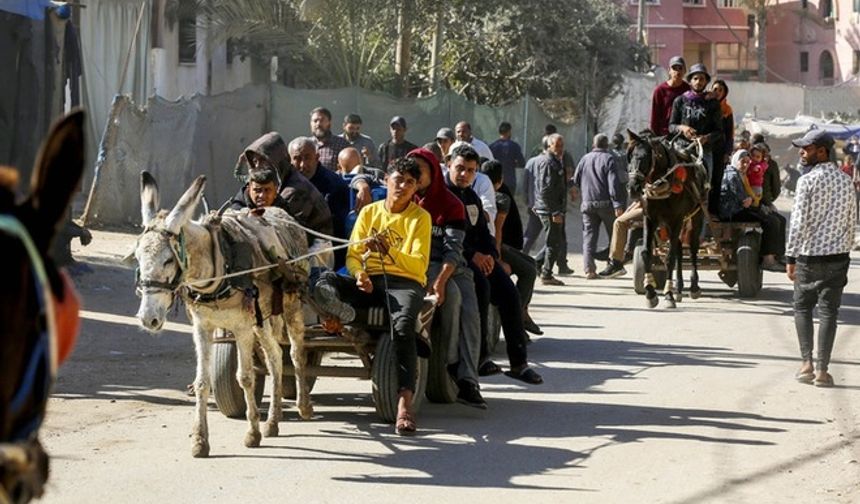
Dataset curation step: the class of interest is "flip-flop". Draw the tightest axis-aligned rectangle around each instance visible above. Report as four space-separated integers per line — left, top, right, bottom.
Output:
478 361 503 377
395 412 417 436
504 367 543 385
795 371 815 384
814 374 834 388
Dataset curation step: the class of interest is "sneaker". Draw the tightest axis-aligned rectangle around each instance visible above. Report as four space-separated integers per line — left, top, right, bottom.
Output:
312 283 356 323
556 266 575 276
598 260 627 279
456 380 488 409
540 276 565 286
585 270 599 280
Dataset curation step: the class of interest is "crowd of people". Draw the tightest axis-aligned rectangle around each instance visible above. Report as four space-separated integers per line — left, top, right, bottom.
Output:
220 56 857 434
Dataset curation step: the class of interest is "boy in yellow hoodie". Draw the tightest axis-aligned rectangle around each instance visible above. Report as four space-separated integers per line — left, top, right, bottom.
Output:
315 157 431 436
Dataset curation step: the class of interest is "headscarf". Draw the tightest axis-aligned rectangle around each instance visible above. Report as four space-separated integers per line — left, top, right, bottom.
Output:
730 149 749 169
408 147 465 225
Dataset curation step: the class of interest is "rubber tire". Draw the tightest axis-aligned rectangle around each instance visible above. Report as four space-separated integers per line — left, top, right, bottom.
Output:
425 319 457 404
371 333 428 423
211 342 264 419
282 350 322 400
633 243 667 295
736 232 763 298
487 305 502 354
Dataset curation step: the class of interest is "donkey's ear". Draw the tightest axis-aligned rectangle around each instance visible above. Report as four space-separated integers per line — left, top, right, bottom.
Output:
140 171 159 226
164 175 206 234
627 129 641 144
27 109 86 252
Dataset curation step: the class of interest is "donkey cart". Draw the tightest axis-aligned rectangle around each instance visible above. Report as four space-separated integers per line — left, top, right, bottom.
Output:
209 297 454 423
632 220 764 298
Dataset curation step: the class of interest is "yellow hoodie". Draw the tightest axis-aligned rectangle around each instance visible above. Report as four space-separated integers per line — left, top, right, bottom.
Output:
346 200 432 286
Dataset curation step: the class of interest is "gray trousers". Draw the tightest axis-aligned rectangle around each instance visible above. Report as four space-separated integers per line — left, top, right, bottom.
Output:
794 258 850 372
582 206 616 274
427 262 481 386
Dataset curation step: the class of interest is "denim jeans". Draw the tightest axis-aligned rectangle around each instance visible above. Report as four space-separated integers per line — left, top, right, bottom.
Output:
793 258 850 372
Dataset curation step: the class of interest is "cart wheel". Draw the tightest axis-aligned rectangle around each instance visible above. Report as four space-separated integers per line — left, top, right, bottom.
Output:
282 350 322 400
372 333 428 423
736 232 762 298
211 342 264 419
633 243 666 295
425 319 457 404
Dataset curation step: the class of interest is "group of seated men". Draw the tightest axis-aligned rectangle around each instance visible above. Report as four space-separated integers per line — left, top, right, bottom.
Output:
226 111 544 436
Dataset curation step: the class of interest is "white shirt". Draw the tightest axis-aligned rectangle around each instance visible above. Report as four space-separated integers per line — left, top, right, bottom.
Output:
468 137 495 161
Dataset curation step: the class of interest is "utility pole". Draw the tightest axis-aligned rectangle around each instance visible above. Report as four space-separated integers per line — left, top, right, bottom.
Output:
637 0 646 47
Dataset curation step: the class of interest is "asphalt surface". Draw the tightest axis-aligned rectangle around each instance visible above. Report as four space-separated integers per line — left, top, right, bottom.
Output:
41 202 860 503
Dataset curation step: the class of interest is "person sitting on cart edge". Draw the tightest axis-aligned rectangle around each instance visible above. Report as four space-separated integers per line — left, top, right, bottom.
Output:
314 157 432 436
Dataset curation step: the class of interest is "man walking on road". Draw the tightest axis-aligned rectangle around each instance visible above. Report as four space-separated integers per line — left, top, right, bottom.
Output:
532 133 568 286
571 134 626 279
787 130 856 387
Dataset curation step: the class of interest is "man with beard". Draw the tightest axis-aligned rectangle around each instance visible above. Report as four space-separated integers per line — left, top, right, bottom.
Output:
310 107 351 172
378 116 418 168
651 56 690 136
669 63 723 191
787 130 856 387
446 144 543 385
341 113 377 166
455 121 494 161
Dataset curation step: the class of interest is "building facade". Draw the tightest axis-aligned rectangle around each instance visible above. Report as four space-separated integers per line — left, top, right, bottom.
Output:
766 0 860 86
626 0 757 78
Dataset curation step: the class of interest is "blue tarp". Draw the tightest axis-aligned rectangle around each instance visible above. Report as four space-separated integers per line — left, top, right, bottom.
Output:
0 0 54 20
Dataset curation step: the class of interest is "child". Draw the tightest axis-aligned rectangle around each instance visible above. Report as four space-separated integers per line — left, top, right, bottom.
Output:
747 143 768 206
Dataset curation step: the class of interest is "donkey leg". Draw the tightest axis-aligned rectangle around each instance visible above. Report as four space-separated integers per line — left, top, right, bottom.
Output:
689 219 702 299
663 239 677 309
285 299 313 420
674 238 684 303
235 328 262 448
259 325 283 438
643 220 659 308
190 321 212 458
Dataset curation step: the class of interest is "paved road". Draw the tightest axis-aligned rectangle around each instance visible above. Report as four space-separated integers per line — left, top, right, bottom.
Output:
41 212 860 503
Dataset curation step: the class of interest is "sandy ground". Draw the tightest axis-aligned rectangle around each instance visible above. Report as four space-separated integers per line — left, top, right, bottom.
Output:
39 199 860 504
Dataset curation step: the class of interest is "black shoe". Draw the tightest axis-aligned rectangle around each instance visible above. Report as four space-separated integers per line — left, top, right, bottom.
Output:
478 360 503 377
556 266 575 276
523 315 543 335
598 260 627 279
456 380 488 409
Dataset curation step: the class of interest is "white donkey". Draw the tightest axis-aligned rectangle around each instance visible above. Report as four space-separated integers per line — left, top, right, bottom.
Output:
134 172 312 457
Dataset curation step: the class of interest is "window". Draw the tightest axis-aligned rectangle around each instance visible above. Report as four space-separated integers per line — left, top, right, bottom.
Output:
178 0 196 64
800 51 809 72
630 0 659 4
747 14 756 38
820 0 833 18
820 50 834 83
717 0 739 7
853 50 860 74
683 0 704 5
855 0 860 14
801 0 808 9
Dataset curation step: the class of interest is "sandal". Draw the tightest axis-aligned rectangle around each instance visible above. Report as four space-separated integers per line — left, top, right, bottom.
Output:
795 370 814 384
504 366 543 385
395 411 417 436
478 361 503 377
813 373 834 388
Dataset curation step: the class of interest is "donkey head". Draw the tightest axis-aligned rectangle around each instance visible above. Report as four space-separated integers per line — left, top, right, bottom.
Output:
135 172 205 332
1 110 85 503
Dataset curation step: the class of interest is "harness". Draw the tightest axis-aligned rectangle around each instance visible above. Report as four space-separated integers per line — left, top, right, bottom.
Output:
640 138 704 201
0 215 57 444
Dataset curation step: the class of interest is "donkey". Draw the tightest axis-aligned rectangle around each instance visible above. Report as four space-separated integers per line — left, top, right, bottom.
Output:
1 111 85 503
627 130 706 309
134 172 311 458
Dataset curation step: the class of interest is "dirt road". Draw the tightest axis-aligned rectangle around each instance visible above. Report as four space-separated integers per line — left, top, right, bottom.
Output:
41 216 860 503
